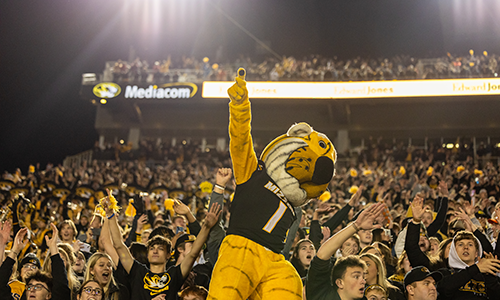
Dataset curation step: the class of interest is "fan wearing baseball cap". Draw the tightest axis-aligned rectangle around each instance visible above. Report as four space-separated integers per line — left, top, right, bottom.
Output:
404 266 442 300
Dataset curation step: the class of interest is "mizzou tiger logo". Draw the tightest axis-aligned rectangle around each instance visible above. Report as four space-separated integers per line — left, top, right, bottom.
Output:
75 186 94 199
143 273 171 296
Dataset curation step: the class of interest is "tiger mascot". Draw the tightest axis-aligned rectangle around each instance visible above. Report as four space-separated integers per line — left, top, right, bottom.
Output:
207 68 337 300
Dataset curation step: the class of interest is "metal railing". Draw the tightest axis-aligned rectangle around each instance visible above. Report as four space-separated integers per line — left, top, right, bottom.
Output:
63 150 93 168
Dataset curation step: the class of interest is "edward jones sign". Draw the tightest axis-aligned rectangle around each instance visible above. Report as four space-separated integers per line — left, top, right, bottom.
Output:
202 78 500 99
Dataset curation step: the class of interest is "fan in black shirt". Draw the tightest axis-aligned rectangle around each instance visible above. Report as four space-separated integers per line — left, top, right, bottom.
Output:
103 189 221 300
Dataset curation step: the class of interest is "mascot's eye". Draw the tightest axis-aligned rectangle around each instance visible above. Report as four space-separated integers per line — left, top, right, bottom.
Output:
319 140 327 149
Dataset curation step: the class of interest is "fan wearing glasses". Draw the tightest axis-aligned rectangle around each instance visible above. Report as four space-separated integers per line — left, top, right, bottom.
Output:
77 280 104 300
25 272 53 300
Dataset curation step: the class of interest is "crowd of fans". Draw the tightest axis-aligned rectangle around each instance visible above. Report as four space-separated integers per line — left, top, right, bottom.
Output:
111 50 500 83
1 136 500 299
94 136 500 165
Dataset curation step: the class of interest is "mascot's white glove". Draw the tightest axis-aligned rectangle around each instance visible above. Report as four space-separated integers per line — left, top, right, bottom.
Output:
227 68 248 105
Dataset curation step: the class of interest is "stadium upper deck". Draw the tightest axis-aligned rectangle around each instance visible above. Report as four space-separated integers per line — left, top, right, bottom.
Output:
80 54 500 155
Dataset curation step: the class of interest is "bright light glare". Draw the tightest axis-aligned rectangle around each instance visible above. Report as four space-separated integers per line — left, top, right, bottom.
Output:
100 99 107 104
446 143 454 149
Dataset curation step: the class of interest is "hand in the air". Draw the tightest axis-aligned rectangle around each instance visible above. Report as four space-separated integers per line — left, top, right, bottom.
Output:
228 68 248 104
216 168 233 187
204 202 222 229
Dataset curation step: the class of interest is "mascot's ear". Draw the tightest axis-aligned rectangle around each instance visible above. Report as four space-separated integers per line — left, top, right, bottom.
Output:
287 123 313 138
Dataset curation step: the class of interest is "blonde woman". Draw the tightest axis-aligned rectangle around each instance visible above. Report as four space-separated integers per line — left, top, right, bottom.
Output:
84 252 124 300
359 253 404 300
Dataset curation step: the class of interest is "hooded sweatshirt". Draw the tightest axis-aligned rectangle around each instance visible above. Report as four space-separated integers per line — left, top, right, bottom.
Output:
437 235 500 300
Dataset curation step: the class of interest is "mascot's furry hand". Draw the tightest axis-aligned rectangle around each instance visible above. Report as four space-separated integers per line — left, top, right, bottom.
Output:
227 68 248 105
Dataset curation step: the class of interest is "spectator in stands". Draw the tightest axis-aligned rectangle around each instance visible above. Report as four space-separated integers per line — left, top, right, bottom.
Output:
359 253 404 300
403 266 442 300
73 251 86 283
77 279 103 300
290 239 316 279
358 229 373 250
58 219 78 244
83 253 123 300
338 234 360 257
178 285 208 300
364 284 388 300
24 272 54 300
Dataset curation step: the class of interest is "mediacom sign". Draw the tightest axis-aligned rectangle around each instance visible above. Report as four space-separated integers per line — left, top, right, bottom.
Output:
93 82 198 99
202 78 500 99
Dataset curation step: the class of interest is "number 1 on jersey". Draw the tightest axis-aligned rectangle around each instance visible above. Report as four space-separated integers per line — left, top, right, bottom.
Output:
262 201 287 233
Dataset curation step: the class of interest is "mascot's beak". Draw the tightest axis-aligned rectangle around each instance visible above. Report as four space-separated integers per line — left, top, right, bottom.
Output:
311 156 334 185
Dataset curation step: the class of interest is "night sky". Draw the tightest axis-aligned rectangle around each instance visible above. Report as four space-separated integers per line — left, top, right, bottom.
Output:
1 0 499 172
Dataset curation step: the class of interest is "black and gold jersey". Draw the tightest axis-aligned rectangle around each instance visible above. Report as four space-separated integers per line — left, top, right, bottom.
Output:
227 161 296 253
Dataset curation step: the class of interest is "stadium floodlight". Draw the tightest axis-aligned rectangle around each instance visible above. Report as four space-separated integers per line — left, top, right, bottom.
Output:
100 99 107 104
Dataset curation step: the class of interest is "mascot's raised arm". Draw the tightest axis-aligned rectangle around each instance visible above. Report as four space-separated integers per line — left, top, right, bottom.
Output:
208 68 337 300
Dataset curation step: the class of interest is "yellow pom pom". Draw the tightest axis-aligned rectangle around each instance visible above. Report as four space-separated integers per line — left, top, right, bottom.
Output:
319 191 331 202
426 166 434 176
125 199 136 217
350 168 358 177
474 169 483 176
399 166 406 175
164 198 175 216
164 198 174 210
349 185 359 195
457 165 465 173
99 194 121 214
362 170 372 176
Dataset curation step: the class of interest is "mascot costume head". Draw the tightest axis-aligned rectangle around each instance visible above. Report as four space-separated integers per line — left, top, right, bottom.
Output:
208 68 336 300
261 121 336 207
